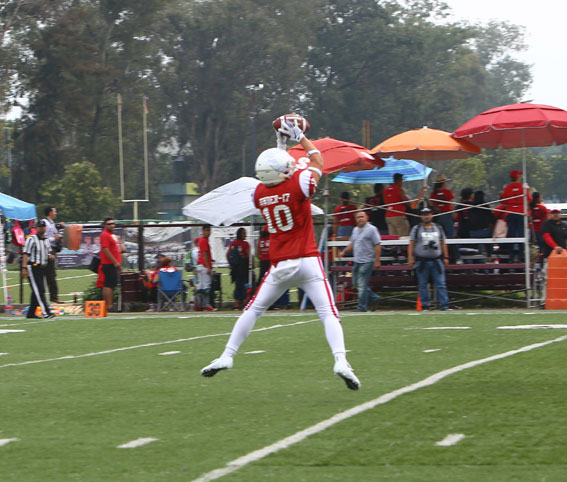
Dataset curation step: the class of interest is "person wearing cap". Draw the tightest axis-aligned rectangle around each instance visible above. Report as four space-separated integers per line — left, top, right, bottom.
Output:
383 173 410 237
21 220 55 319
430 174 455 239
333 191 357 237
501 170 532 261
541 209 567 258
408 208 450 311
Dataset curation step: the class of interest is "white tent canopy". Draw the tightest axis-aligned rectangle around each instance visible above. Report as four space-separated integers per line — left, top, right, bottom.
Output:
183 177 323 226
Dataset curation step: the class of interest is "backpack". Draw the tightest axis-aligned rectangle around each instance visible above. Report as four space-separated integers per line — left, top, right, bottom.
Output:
228 244 242 269
88 255 101 273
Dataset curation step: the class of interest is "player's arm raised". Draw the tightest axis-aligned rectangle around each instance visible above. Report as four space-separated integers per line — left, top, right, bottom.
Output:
278 121 323 183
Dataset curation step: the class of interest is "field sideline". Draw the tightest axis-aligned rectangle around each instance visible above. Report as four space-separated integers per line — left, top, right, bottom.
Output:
1 310 566 481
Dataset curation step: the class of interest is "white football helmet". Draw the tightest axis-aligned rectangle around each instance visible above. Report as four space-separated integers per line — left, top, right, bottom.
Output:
255 148 297 186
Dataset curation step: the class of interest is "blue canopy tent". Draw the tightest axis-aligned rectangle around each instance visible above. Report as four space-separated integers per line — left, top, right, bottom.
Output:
0 193 37 308
0 192 37 220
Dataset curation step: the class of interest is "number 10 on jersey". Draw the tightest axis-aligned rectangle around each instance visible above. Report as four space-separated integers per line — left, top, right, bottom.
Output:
262 205 294 233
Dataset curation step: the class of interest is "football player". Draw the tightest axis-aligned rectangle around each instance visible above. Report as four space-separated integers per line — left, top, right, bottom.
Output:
200 118 361 390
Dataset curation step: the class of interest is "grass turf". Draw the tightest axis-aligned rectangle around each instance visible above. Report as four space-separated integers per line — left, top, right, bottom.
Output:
1 310 566 481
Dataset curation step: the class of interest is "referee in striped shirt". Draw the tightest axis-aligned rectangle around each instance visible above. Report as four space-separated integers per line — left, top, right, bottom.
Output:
22 220 54 319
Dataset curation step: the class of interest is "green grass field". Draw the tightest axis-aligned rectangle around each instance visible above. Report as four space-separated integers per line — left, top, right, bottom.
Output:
1 310 566 481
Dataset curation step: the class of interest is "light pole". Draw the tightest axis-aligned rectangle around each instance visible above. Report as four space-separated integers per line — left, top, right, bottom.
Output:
247 83 264 175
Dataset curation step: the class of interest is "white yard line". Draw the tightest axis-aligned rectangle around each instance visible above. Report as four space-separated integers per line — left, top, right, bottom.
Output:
435 433 466 447
0 319 318 369
423 327 472 330
498 324 567 330
117 437 158 449
0 438 19 447
192 335 567 482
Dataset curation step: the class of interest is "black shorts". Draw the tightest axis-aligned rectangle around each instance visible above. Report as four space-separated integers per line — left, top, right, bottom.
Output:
102 264 118 288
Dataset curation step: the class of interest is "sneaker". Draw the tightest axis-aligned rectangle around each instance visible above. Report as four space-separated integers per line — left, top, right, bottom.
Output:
203 306 218 312
200 356 233 377
43 314 55 319
333 359 361 390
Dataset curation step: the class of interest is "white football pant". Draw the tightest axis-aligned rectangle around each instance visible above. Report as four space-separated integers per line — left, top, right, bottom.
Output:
223 256 346 358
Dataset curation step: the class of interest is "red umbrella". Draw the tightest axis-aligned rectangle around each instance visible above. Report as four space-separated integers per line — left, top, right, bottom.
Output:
287 137 384 175
452 103 567 148
452 102 567 307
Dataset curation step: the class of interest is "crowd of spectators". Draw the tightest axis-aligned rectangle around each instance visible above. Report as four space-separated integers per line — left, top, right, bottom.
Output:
333 169 565 261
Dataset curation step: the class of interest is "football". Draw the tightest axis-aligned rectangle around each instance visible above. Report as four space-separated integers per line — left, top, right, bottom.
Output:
272 114 310 137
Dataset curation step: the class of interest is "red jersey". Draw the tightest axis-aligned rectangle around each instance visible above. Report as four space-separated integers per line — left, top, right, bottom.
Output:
100 230 122 264
254 169 319 263
228 239 250 259
531 204 548 233
501 182 532 214
197 236 212 268
333 203 357 227
383 184 406 217
257 237 270 261
430 189 454 214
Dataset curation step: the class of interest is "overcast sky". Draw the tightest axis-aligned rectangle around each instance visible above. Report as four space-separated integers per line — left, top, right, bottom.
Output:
444 0 567 110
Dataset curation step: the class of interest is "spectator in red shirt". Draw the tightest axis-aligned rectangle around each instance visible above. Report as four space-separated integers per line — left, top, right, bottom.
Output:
195 224 216 311
97 217 125 311
333 191 357 237
530 192 549 254
383 173 410 236
226 227 251 310
501 170 532 260
430 174 455 238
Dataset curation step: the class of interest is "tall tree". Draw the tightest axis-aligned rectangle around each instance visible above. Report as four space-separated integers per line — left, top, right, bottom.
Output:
155 0 321 192
40 161 120 222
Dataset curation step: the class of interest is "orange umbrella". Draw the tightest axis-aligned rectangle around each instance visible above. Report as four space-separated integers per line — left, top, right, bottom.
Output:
370 126 481 161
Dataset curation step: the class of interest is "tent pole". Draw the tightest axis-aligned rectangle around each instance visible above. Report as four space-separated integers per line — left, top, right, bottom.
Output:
522 137 531 307
0 221 8 306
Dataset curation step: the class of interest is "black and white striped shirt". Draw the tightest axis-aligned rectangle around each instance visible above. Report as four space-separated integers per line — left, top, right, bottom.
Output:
23 234 51 266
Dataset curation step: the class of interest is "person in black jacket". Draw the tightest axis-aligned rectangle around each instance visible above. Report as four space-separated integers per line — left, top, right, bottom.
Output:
541 209 567 258
468 191 496 258
365 183 388 234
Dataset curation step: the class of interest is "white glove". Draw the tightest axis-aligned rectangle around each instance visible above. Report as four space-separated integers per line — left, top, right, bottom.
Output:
278 120 304 143
276 131 287 150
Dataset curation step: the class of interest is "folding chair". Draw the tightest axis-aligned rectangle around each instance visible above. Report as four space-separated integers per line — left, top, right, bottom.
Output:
157 270 186 312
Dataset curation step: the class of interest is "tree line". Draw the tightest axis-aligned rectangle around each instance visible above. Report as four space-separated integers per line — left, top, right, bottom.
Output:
2 0 563 221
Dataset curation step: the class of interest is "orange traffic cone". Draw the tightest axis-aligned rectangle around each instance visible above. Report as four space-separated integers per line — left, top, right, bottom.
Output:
416 294 423 311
